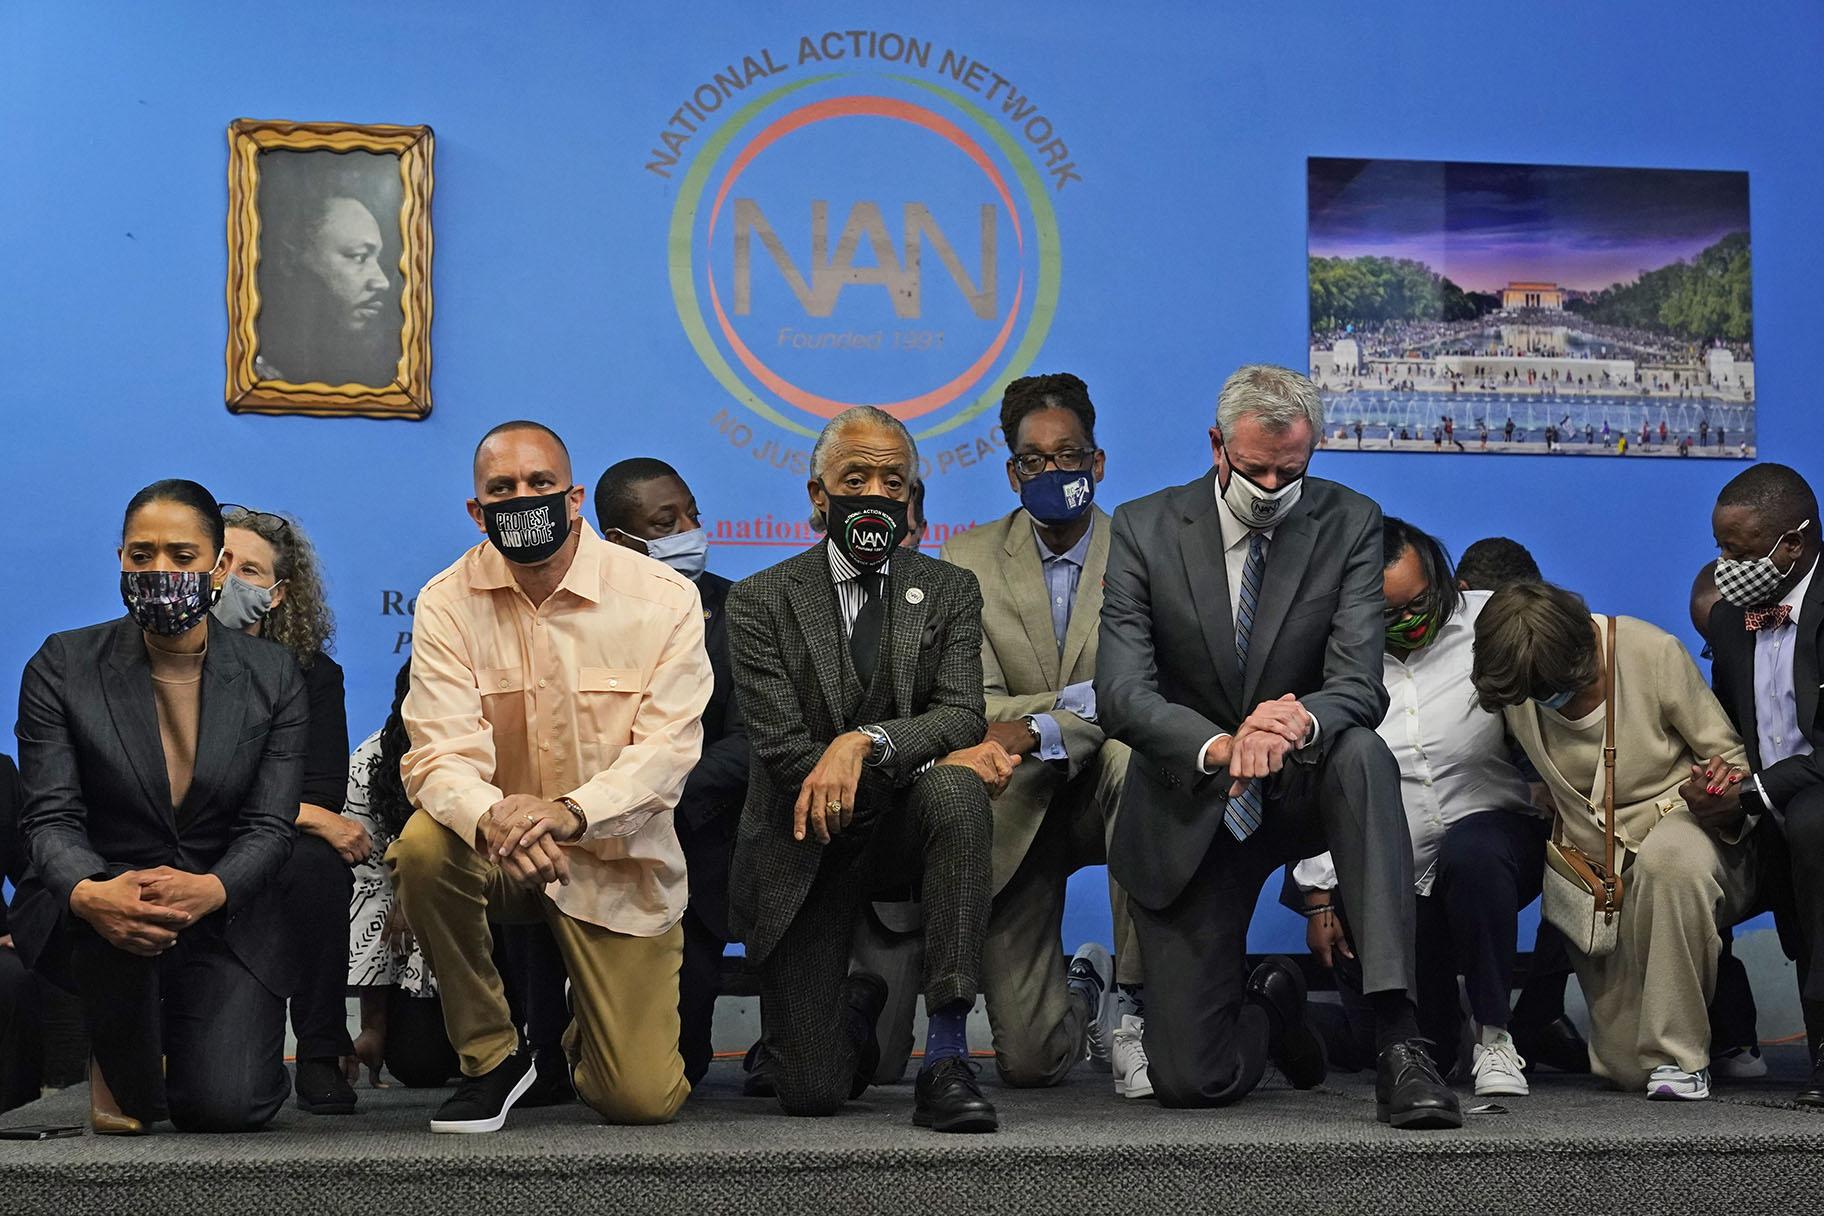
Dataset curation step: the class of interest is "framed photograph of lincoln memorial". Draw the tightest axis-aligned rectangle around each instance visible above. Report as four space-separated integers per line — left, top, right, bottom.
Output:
225 118 434 419
1307 157 1753 458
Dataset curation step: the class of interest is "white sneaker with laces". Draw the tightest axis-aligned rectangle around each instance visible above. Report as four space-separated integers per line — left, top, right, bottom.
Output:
1111 1014 1152 1099
1471 1033 1529 1097
1647 1065 1711 1100
1067 942 1116 1072
1710 1045 1767 1079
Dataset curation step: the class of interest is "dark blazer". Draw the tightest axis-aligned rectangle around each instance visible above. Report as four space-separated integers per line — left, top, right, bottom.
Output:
1709 570 1824 812
727 543 985 962
1096 469 1388 909
0 755 22 937
674 570 750 941
11 616 307 992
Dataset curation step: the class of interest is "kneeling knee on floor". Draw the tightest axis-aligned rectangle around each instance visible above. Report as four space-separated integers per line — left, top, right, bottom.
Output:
577 1069 684 1125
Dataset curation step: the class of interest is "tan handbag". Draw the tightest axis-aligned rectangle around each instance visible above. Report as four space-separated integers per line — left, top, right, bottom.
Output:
1541 614 1626 957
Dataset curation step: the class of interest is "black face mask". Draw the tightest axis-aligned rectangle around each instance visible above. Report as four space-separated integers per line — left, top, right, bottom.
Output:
823 493 908 569
480 490 573 565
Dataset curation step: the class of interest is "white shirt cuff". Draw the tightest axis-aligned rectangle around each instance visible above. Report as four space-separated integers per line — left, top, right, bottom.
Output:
1196 733 1231 775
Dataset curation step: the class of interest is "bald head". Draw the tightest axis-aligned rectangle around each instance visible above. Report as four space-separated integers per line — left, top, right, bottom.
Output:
472 421 573 502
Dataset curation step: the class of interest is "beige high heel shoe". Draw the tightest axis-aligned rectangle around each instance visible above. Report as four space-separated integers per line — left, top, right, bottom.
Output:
89 1059 145 1136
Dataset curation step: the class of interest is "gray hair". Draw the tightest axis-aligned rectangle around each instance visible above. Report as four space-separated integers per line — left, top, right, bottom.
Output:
808 406 920 532
1215 364 1325 439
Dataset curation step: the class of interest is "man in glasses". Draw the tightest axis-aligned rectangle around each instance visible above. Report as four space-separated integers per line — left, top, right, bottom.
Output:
939 373 1148 1099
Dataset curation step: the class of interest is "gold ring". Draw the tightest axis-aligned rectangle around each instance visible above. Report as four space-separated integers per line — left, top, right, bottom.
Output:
825 800 843 815
524 813 536 826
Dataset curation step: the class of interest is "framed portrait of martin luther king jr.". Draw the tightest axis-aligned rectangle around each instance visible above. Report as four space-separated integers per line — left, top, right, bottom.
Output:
226 118 434 418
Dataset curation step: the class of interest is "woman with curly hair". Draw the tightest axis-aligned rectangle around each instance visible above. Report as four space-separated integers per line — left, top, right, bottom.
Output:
214 504 361 1114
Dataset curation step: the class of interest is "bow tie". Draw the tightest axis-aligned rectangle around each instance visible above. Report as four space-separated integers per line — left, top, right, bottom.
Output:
1745 603 1793 632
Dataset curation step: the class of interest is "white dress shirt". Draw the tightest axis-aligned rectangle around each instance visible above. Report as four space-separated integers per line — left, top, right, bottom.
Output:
1753 555 1818 808
1294 591 1537 895
1195 486 1315 773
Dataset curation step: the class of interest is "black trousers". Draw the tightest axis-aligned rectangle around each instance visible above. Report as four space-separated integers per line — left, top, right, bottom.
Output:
0 949 40 1112
678 905 724 1088
66 921 288 1131
1320 810 1550 1072
759 764 991 1116
383 987 460 1088
279 833 355 1062
1134 724 1415 1108
494 921 569 1056
1768 785 1824 1047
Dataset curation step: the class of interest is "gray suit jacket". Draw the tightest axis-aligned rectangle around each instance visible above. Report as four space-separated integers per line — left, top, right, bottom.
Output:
1096 468 1388 908
727 543 986 962
942 505 1111 892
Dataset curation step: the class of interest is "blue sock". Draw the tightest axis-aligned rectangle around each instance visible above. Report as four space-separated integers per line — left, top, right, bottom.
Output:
922 1000 970 1069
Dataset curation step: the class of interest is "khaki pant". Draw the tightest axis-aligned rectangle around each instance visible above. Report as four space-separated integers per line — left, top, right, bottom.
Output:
982 740 1143 1088
387 811 688 1124
1569 809 1762 1089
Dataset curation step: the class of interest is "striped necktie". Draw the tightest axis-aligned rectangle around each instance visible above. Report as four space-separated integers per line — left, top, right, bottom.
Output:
1225 532 1267 841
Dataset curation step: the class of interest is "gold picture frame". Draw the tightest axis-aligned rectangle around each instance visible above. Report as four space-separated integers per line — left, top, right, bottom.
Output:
226 118 434 419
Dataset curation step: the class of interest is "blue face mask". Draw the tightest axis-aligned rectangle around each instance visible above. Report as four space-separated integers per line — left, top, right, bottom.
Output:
1534 688 1576 712
642 526 709 581
1020 468 1095 526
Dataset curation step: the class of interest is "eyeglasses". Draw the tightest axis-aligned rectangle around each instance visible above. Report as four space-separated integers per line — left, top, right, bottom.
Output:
1009 448 1097 478
219 503 293 540
1383 590 1435 623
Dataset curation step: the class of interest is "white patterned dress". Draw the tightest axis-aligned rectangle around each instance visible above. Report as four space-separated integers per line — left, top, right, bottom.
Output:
345 731 436 995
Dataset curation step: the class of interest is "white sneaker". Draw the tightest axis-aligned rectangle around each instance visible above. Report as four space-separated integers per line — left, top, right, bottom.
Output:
1710 1045 1768 1079
1647 1065 1711 1100
1067 942 1116 1072
1111 1014 1153 1099
1471 1033 1529 1097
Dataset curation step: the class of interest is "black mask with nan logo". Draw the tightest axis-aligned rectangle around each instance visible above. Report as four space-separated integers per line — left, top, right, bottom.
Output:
824 493 907 569
480 490 572 565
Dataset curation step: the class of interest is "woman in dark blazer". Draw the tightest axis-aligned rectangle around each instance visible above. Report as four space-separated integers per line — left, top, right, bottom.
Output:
12 479 306 1134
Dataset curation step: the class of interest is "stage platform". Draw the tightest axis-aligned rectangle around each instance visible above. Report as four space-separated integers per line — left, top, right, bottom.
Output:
2 1048 1820 1215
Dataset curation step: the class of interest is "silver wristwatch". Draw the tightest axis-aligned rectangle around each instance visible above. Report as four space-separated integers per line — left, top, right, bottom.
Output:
858 724 891 767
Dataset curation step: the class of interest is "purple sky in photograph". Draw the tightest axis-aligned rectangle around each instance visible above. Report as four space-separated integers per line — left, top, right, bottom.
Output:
1307 158 1750 293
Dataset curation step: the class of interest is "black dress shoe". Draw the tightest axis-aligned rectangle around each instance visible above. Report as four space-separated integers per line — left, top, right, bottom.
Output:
1796 1045 1824 1108
1512 1016 1591 1075
845 971 889 1099
742 1040 777 1098
516 1047 577 1108
1244 955 1327 1090
1376 1039 1462 1129
913 1057 999 1133
295 1057 357 1115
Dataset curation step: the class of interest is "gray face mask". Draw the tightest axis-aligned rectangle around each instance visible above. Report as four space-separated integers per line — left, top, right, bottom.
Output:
210 572 279 631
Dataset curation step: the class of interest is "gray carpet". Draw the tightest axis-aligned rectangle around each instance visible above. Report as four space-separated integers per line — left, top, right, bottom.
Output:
2 1049 1820 1215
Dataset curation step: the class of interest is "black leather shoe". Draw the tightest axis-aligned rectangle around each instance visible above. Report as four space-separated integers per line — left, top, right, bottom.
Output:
1245 955 1327 1090
845 971 889 1099
516 1047 577 1108
1512 1016 1591 1075
295 1057 357 1115
913 1057 999 1133
1376 1039 1463 1129
1796 1045 1824 1108
741 1040 776 1098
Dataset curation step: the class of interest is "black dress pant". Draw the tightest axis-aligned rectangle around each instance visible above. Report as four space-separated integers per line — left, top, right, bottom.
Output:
759 765 991 1116
279 833 355 1062
1134 725 1415 1108
494 921 569 1056
383 987 460 1088
0 948 41 1112
678 906 724 1088
66 921 288 1131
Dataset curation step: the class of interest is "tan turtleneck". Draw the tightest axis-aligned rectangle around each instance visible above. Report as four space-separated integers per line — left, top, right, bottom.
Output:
144 633 206 808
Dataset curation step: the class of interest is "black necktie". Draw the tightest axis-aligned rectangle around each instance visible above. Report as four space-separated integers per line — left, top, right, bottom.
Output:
850 572 885 687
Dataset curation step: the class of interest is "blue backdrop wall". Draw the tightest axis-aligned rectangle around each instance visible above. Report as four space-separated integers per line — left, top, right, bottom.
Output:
3 0 1820 954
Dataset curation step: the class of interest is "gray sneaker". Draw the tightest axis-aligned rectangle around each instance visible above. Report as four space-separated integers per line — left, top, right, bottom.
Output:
1067 942 1116 1072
